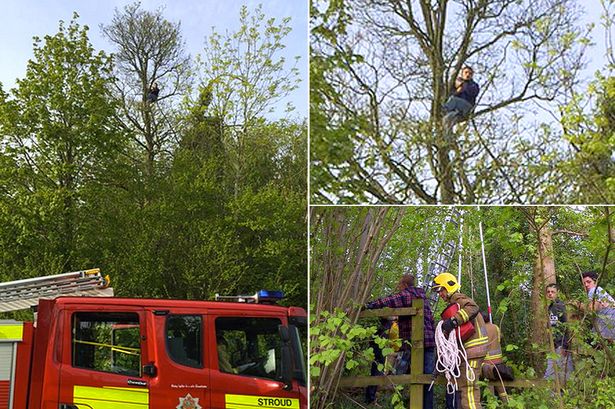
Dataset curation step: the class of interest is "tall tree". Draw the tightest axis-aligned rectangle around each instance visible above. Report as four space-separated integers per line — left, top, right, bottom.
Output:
102 2 191 176
0 14 122 274
311 0 591 203
523 207 556 372
560 75 614 203
198 4 301 197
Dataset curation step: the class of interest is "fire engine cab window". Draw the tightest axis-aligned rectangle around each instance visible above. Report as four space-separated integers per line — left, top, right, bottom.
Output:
215 317 282 381
166 315 202 368
72 312 141 377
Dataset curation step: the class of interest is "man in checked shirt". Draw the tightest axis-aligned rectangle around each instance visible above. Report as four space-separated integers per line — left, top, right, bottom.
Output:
365 274 436 409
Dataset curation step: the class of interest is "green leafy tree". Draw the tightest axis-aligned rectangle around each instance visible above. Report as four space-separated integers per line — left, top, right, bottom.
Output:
560 75 615 202
0 14 123 275
311 0 592 204
198 4 301 197
102 1 191 177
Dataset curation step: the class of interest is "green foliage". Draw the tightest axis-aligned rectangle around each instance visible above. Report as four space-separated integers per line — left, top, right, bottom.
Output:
316 206 614 407
0 14 122 274
0 5 307 314
310 308 379 378
560 74 615 203
199 4 299 127
310 308 406 409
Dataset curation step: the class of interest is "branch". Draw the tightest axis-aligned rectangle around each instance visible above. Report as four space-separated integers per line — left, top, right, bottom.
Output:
551 229 588 237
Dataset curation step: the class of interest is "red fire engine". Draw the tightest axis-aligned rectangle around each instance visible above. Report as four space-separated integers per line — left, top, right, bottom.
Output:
0 269 307 409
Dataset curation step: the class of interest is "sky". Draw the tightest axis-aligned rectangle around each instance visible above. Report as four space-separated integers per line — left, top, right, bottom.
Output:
0 0 608 124
0 0 308 119
579 0 611 75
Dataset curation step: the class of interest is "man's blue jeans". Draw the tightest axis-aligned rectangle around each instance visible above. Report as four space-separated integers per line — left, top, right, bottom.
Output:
423 347 435 409
443 96 473 130
365 339 385 404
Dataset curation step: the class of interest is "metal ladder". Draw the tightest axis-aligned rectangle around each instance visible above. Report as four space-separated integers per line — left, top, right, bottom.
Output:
422 209 464 306
0 269 113 312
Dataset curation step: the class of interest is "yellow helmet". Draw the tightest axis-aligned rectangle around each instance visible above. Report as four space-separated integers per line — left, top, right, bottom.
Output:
432 272 460 295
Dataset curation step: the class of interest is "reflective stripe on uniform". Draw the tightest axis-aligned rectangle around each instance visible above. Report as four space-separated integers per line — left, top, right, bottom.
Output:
73 385 148 409
465 336 488 348
0 324 23 341
225 394 300 409
485 353 502 361
468 360 479 409
458 309 469 322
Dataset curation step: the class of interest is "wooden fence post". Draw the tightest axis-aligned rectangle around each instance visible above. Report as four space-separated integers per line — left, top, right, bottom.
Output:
409 298 424 409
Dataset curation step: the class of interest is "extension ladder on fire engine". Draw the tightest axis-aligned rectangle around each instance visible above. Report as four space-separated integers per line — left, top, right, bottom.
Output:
0 268 113 313
422 209 464 306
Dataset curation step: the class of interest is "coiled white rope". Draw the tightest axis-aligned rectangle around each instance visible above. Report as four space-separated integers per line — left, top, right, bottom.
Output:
431 320 476 395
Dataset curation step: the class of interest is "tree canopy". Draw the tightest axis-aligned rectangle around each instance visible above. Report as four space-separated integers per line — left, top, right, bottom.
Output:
311 0 613 204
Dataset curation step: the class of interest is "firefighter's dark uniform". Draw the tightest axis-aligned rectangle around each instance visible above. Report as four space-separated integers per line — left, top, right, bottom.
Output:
481 322 509 403
448 292 488 409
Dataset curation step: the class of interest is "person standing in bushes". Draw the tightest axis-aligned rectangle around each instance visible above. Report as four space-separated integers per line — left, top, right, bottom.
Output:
544 284 573 383
365 274 436 408
573 272 615 341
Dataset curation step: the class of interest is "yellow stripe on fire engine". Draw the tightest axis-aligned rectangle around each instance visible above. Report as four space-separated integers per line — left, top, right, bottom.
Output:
225 393 300 409
0 323 23 341
73 385 149 409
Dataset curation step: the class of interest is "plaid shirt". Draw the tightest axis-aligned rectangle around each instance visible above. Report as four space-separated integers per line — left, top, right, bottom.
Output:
366 287 436 348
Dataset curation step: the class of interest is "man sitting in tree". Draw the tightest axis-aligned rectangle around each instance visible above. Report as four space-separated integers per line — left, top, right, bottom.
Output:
443 66 479 132
147 82 160 103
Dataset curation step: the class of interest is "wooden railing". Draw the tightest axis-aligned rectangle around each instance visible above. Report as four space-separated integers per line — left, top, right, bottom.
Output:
338 298 549 408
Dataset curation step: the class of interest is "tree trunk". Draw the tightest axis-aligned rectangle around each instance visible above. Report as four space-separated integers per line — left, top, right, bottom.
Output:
529 222 555 373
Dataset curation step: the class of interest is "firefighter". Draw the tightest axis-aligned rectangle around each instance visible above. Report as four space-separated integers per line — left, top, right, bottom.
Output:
385 316 401 374
432 272 488 409
480 312 512 403
216 333 237 374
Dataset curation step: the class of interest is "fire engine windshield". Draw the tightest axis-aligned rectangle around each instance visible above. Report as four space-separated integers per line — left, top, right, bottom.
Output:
215 317 283 381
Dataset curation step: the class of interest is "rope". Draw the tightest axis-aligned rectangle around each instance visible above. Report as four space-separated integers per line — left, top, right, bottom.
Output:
431 319 476 395
492 363 509 399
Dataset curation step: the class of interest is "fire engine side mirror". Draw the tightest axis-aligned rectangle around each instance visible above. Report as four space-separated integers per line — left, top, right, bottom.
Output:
278 325 293 390
143 362 157 377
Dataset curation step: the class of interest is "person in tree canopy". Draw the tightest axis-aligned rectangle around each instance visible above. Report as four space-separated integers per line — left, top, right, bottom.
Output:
147 82 160 103
443 66 479 131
